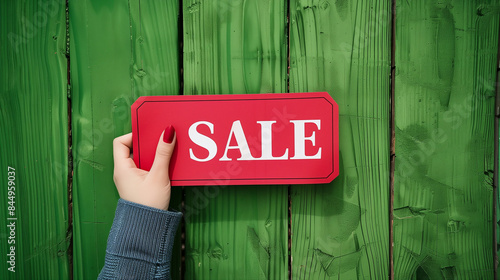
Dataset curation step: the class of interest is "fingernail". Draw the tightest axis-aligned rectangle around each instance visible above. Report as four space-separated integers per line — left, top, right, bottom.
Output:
163 125 175 144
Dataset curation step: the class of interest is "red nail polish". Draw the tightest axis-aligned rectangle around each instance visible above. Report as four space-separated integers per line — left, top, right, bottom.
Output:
163 125 175 143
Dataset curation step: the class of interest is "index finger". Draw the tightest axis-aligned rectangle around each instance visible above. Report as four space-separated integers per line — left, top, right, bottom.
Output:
113 133 136 169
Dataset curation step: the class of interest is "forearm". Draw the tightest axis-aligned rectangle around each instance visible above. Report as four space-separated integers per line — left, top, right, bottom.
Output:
98 199 182 280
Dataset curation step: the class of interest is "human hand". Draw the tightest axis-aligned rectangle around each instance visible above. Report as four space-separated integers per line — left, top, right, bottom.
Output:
112 125 176 210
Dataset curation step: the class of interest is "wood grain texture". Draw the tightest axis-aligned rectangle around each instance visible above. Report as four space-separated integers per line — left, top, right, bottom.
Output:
0 0 70 279
289 0 391 279
182 0 288 278
393 1 499 279
4 1 498 279
497 66 500 278
496 11 500 277
69 0 180 278
128 1 183 278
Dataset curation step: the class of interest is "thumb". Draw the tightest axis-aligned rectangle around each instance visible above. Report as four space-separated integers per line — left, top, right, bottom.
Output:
148 125 176 185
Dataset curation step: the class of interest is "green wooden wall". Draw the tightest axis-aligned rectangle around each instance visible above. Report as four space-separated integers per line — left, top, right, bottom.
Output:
393 2 499 279
183 1 289 278
1 0 499 279
0 1 70 279
289 0 391 278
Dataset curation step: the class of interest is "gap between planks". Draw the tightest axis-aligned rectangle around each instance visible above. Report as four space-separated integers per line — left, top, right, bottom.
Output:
286 0 292 279
65 0 74 279
389 0 397 279
178 1 186 280
493 12 500 280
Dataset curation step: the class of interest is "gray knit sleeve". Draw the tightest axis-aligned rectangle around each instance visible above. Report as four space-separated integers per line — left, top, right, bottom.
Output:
98 199 182 280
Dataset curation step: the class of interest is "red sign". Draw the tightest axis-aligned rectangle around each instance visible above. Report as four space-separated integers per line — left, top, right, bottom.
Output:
132 92 339 186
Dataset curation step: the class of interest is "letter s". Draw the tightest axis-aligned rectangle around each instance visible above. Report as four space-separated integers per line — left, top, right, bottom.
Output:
189 121 217 162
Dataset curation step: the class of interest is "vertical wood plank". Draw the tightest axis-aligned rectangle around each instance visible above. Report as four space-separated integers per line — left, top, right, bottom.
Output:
128 3 184 278
69 0 180 278
0 0 70 279
289 0 392 279
393 1 499 279
497 26 500 277
70 1 132 277
182 0 289 278
495 11 500 277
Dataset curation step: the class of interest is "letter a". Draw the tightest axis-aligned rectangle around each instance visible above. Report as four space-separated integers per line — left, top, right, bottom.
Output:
220 121 256 161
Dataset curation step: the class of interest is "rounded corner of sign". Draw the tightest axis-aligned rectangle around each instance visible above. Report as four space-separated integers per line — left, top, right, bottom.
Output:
131 97 147 111
320 93 338 109
325 170 340 184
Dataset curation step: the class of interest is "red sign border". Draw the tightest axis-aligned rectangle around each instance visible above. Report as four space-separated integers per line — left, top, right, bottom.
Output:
132 92 339 186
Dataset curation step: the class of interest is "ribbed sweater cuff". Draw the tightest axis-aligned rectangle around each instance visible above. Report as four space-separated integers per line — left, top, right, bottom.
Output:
106 199 182 265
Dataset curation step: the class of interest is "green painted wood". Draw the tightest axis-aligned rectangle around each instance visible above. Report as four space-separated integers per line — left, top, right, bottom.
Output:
4 1 499 279
69 0 181 278
127 1 184 277
182 0 289 278
0 0 70 279
393 1 499 279
289 0 391 279
498 71 500 277
496 23 500 279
